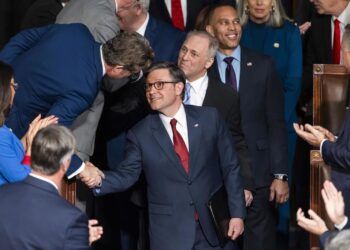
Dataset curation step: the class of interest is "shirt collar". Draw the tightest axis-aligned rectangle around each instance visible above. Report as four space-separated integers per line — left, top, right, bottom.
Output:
137 13 150 36
216 45 241 63
187 73 208 94
333 2 350 25
29 173 59 190
100 45 106 75
159 104 187 127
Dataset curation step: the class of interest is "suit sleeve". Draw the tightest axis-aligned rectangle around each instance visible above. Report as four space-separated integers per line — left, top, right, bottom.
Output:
266 58 288 175
0 25 51 63
63 212 89 250
226 91 254 190
216 110 245 218
0 130 31 183
283 25 302 122
94 129 142 196
321 139 350 170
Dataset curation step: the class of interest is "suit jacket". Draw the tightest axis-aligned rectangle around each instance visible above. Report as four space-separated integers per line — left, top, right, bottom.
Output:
56 0 119 43
149 0 220 31
300 13 332 111
145 15 186 63
203 77 253 190
95 105 245 249
209 47 288 188
241 20 302 131
20 0 62 31
321 110 350 174
0 175 89 249
0 24 103 175
320 220 350 248
0 125 31 186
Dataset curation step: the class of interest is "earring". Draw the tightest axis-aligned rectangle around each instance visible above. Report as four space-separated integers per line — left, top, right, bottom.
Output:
245 6 249 15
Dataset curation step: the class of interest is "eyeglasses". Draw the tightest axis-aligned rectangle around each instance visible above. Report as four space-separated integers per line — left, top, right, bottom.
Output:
144 81 178 91
11 82 18 90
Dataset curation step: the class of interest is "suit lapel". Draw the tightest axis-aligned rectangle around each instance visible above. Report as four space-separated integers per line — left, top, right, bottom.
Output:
239 47 253 95
185 106 201 177
150 114 188 177
203 77 217 106
144 16 156 45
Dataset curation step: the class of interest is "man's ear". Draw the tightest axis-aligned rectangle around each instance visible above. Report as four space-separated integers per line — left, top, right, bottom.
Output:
205 57 214 69
206 25 214 37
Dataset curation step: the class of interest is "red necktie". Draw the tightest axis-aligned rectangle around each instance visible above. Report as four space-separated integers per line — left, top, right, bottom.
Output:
170 118 189 174
171 0 185 31
333 19 341 64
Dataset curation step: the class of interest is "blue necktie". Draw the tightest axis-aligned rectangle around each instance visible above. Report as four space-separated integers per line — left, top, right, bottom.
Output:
183 82 191 104
224 57 237 90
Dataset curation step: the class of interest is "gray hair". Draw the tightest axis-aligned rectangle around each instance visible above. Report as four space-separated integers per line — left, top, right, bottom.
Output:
31 125 76 176
326 229 350 250
185 30 219 58
238 0 291 27
138 0 150 11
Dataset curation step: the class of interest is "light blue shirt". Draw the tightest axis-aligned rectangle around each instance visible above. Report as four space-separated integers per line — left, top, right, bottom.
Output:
216 46 241 90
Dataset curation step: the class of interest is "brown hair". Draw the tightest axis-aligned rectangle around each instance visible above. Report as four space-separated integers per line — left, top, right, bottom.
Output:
102 31 154 74
0 61 13 126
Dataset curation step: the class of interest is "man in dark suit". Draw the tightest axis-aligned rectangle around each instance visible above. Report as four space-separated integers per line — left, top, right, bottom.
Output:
205 4 288 250
178 30 254 206
84 62 245 249
149 0 234 31
0 25 153 180
0 125 89 249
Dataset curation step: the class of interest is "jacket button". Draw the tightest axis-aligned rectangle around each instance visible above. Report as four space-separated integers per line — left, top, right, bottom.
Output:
187 180 192 185
190 201 194 206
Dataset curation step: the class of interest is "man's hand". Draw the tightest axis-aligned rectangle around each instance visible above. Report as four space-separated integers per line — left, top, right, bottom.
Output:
244 189 253 207
313 126 336 142
88 219 103 245
227 218 244 240
322 180 346 225
269 179 289 204
293 123 327 147
79 162 105 188
296 208 328 235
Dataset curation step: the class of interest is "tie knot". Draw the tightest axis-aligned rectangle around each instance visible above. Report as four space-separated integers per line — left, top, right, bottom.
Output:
224 57 234 64
334 19 340 25
170 118 177 128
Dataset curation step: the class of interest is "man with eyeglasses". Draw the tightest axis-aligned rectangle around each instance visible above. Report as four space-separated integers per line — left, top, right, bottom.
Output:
83 62 245 250
0 25 154 182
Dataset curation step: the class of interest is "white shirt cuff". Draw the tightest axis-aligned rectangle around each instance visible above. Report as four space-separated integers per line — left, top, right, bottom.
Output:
335 216 348 230
67 162 85 179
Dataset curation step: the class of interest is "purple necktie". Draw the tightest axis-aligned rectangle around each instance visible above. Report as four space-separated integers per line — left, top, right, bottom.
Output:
224 57 237 90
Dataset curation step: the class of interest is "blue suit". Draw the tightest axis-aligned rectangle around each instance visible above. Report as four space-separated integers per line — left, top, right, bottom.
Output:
0 23 103 175
320 220 350 249
0 125 31 186
144 15 186 62
0 175 89 249
96 105 245 249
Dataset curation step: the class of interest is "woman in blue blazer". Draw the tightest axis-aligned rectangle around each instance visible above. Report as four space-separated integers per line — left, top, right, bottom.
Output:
0 61 57 185
238 0 302 233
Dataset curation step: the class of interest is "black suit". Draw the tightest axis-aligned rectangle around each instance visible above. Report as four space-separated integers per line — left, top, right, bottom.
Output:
202 77 253 190
209 46 288 250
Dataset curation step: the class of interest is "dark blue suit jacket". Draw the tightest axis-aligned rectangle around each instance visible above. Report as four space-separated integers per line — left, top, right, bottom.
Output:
209 47 288 188
95 105 245 249
0 175 89 249
241 20 302 131
320 220 350 249
0 23 103 175
144 15 186 63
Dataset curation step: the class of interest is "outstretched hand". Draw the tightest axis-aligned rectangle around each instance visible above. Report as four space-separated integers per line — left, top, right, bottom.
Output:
79 161 105 188
296 208 328 235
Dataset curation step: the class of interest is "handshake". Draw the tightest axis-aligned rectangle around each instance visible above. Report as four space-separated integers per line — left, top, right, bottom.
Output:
79 161 105 188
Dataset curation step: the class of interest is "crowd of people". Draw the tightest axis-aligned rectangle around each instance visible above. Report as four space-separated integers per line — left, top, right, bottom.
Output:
0 0 349 249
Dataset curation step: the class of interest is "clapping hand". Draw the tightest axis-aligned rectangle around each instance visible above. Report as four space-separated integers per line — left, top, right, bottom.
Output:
79 161 105 188
322 180 346 225
88 219 103 245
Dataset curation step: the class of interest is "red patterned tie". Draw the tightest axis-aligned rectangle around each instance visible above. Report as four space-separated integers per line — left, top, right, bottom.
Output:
171 0 185 31
333 19 341 64
170 118 189 174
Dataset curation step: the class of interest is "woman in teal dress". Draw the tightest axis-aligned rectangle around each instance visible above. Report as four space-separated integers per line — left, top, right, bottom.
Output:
238 0 302 233
0 61 57 185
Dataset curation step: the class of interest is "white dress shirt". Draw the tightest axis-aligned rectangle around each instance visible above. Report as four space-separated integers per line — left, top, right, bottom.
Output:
186 73 208 106
137 13 150 36
164 0 187 26
159 104 189 150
